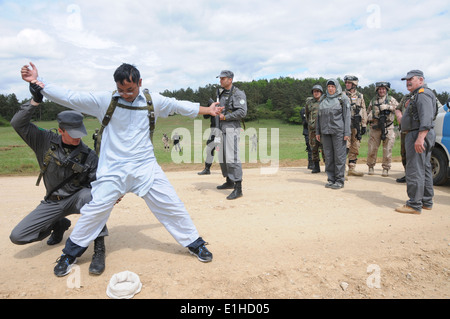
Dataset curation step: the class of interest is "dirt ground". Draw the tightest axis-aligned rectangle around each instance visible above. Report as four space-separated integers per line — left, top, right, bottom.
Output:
0 161 448 299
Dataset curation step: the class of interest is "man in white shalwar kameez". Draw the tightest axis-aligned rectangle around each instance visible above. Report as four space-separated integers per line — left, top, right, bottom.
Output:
21 62 222 277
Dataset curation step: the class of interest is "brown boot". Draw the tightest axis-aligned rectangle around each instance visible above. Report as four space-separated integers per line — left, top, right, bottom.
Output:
348 167 364 176
395 205 421 215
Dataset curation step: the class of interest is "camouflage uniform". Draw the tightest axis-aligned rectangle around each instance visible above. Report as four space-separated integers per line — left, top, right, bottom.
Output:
162 133 170 152
367 83 399 176
344 76 368 176
305 87 325 173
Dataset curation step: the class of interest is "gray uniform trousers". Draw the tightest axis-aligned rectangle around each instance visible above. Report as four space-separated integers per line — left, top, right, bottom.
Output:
405 129 435 211
321 132 347 184
219 127 243 182
10 188 108 245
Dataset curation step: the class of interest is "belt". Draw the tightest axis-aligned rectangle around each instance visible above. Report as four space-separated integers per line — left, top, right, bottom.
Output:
403 129 418 134
47 195 68 201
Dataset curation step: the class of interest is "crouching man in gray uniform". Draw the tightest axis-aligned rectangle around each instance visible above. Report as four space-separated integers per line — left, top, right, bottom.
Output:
10 83 108 275
215 70 247 200
395 70 436 214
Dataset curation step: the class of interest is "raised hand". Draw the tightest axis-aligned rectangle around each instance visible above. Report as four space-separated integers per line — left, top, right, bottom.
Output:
21 62 38 83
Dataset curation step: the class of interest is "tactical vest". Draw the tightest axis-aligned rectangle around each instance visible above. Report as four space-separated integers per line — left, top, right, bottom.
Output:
370 95 392 119
95 89 155 155
36 138 90 201
346 91 363 117
220 86 246 130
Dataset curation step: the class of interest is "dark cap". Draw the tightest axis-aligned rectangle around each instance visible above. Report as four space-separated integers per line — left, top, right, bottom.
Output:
57 111 87 138
311 84 324 94
401 70 424 80
216 70 234 79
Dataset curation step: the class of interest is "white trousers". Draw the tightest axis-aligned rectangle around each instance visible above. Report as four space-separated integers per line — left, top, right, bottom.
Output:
69 165 200 248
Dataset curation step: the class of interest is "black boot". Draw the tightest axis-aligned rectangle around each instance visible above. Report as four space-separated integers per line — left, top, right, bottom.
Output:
89 236 106 275
396 176 406 183
217 177 234 189
311 161 320 173
198 163 211 175
47 218 71 245
307 160 314 170
227 181 243 200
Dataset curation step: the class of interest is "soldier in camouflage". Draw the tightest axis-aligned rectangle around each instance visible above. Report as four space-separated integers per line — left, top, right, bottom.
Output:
305 84 325 173
344 75 367 177
366 82 399 177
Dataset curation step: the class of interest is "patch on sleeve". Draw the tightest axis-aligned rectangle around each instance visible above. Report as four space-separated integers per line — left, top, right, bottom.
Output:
240 99 245 105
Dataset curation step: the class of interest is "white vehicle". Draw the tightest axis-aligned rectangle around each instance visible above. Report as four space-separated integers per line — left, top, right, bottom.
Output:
431 100 450 185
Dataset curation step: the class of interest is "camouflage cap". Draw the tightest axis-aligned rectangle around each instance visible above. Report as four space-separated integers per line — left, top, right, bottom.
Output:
401 70 424 80
216 70 234 79
344 75 359 86
57 111 87 138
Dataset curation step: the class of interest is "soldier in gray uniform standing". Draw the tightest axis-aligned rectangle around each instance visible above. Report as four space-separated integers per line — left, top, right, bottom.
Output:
9 83 108 275
215 70 247 200
395 70 436 214
316 79 351 189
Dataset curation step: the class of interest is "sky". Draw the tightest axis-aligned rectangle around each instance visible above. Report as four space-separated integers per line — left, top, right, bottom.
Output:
1 0 449 102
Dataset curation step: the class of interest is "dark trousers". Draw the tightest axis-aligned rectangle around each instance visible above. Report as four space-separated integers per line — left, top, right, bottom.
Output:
405 130 435 211
321 132 347 184
10 188 108 245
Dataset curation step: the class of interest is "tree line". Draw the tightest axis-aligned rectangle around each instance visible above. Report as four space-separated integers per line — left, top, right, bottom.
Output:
161 77 449 124
0 93 70 126
1 77 449 126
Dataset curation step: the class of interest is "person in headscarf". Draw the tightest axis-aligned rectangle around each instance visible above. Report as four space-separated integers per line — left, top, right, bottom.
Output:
315 79 351 189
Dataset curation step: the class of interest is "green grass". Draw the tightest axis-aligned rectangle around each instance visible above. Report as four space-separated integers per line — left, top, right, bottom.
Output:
0 115 401 175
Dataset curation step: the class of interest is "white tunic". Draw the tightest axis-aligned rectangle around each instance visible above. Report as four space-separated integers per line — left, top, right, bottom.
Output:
41 80 202 248
42 80 200 196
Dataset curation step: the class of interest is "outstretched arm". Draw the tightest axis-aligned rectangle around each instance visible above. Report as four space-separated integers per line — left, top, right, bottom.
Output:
199 102 223 117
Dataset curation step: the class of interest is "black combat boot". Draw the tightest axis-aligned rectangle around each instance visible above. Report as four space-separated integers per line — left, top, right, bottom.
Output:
217 177 234 189
311 161 320 173
198 163 211 175
308 160 314 170
89 236 106 275
47 218 71 245
227 181 243 200
396 176 406 183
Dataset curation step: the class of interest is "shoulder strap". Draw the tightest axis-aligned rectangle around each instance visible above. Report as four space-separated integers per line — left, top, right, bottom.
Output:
36 140 59 186
96 90 155 154
96 92 119 155
143 89 155 142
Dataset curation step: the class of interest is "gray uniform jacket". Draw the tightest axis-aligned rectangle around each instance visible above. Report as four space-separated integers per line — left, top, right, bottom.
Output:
401 85 436 132
316 80 351 137
218 86 247 132
11 102 98 199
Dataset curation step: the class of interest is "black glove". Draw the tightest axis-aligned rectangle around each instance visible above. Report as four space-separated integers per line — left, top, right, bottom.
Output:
361 127 366 135
29 82 43 103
